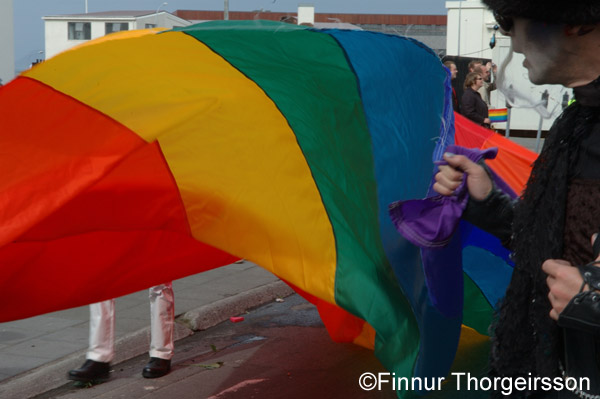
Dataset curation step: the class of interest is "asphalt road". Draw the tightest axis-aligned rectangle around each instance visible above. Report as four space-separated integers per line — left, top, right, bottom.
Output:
33 294 490 399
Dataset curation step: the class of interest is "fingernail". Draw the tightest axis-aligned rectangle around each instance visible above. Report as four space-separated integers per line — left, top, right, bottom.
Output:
444 152 456 158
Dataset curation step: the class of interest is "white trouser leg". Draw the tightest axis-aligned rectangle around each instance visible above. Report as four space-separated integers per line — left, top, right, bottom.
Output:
87 300 115 363
149 283 174 360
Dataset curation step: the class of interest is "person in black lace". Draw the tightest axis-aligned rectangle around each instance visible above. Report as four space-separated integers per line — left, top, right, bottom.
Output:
433 1 600 398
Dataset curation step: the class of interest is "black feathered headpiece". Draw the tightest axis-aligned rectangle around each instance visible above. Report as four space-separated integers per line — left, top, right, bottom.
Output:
482 0 600 25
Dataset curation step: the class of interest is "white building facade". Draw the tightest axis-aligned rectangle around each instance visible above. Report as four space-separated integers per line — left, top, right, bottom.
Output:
446 0 571 134
0 0 15 85
43 11 191 60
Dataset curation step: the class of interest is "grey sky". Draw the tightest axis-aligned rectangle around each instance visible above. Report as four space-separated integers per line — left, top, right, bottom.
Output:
14 0 448 71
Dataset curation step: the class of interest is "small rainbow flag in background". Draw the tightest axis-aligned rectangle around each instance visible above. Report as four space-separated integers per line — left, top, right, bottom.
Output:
489 108 508 123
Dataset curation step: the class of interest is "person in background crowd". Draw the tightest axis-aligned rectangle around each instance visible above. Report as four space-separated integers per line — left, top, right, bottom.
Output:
444 60 460 113
461 71 491 127
468 59 483 73
475 62 497 107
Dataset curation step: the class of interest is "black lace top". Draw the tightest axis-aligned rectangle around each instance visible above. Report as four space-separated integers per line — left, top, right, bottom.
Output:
483 77 600 398
564 95 600 264
563 180 600 266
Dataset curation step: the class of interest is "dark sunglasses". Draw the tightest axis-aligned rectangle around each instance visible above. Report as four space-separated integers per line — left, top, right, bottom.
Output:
493 10 514 33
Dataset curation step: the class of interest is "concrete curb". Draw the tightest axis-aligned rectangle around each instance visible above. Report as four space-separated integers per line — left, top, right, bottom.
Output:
0 280 294 399
178 280 295 331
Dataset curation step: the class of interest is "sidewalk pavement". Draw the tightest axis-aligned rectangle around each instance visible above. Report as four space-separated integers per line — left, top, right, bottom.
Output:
0 261 294 399
505 136 543 153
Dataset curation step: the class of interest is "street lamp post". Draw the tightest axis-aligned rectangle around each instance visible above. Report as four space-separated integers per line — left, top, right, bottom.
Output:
155 2 168 27
224 0 229 20
457 0 463 56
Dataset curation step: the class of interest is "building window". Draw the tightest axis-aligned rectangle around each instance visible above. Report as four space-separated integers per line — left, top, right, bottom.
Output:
145 23 157 28
105 22 129 35
68 22 91 40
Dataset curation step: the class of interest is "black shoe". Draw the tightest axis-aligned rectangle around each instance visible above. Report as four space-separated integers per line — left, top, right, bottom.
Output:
142 357 171 378
68 359 110 383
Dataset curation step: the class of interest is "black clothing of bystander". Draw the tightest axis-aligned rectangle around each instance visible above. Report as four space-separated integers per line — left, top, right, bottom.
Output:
461 87 489 126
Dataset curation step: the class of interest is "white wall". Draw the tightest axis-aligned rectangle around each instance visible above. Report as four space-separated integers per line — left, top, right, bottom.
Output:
0 0 15 84
446 0 494 60
44 13 192 60
45 20 118 59
297 4 315 25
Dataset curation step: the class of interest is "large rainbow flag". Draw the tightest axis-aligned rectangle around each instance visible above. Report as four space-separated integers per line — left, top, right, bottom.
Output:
0 21 537 396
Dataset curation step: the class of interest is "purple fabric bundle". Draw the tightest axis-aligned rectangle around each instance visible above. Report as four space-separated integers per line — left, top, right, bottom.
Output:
389 145 499 248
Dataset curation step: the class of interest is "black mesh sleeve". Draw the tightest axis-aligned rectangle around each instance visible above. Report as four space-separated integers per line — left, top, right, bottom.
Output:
462 187 515 249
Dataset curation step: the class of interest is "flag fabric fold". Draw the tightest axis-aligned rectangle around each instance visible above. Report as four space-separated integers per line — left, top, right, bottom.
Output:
0 21 538 397
389 145 499 249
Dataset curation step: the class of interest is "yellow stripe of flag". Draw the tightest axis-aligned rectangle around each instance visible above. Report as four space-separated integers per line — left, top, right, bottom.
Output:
25 30 338 305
